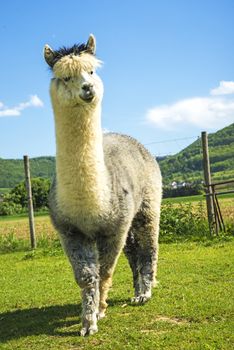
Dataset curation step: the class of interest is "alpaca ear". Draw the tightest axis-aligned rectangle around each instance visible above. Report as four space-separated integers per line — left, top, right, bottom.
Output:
86 34 96 54
44 44 55 67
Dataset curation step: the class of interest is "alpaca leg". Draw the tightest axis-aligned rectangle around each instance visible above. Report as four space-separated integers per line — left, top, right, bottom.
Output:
98 269 113 319
125 206 160 304
97 236 125 318
123 231 141 297
60 233 100 336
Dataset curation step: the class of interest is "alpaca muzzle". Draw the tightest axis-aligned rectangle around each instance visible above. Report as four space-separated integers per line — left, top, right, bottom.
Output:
80 83 95 102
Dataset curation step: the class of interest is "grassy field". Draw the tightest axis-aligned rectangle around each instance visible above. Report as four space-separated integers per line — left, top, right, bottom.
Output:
0 196 233 349
163 193 234 204
0 195 233 243
162 195 234 224
0 215 56 242
0 241 233 350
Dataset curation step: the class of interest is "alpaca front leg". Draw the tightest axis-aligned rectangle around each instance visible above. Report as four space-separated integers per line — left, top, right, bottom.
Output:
80 278 99 336
60 233 100 336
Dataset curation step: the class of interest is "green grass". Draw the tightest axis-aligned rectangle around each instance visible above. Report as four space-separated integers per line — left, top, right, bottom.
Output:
163 194 204 204
0 241 233 349
162 192 234 204
0 188 11 195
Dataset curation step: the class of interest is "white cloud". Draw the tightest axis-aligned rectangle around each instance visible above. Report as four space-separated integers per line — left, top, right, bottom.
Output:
0 95 44 117
210 81 234 96
30 95 44 107
0 108 21 117
146 81 234 130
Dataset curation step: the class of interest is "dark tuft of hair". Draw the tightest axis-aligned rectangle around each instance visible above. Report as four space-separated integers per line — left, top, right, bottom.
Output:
50 43 94 67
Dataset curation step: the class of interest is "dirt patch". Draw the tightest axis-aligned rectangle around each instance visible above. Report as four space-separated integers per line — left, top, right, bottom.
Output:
153 315 190 325
140 315 190 334
140 329 168 334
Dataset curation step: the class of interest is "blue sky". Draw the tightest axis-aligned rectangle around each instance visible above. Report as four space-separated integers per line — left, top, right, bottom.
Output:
0 0 233 159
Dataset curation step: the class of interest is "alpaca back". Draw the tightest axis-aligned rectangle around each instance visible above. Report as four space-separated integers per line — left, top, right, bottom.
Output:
103 133 162 214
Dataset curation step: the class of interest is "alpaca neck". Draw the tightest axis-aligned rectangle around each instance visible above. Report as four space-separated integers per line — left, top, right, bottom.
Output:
54 102 109 223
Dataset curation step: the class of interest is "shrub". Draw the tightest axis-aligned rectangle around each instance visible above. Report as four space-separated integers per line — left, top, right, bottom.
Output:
0 178 51 216
160 201 210 242
0 232 27 252
10 178 51 209
0 197 23 216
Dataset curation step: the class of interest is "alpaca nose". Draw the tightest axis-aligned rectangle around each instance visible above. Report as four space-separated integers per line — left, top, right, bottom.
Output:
81 82 95 102
82 82 93 92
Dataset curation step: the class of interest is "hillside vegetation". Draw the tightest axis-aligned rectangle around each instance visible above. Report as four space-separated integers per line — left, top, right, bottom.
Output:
158 123 234 185
0 124 233 188
0 157 55 188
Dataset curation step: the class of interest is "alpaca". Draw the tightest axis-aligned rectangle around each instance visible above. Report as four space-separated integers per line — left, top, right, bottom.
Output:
44 34 162 336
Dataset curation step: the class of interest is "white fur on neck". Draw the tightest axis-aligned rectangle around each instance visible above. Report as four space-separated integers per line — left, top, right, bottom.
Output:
53 98 110 229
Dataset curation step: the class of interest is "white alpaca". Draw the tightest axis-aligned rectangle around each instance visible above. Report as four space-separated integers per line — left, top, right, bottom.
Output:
44 34 162 336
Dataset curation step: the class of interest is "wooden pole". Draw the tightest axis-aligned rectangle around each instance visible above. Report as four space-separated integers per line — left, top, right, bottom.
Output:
201 132 215 234
23 155 36 249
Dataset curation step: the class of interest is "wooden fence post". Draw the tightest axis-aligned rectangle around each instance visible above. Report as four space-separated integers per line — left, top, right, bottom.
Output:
23 155 36 249
201 132 215 234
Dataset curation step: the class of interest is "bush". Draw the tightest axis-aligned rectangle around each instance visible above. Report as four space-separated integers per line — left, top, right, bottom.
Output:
0 232 27 252
0 178 51 216
160 201 210 242
10 178 51 209
0 199 23 216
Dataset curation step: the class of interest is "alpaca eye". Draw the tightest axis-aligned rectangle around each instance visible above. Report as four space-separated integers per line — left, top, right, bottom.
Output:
90 71 94 75
64 77 71 82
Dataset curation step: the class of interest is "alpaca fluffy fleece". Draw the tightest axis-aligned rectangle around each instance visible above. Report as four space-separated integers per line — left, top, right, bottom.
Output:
44 34 162 336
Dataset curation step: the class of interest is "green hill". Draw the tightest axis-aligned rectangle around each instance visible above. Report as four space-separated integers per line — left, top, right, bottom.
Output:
158 123 234 185
0 157 55 188
0 124 233 188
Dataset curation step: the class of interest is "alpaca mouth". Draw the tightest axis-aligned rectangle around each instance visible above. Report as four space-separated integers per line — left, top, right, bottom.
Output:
80 94 95 103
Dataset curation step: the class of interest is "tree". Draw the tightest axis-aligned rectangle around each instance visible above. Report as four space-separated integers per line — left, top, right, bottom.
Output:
0 178 51 215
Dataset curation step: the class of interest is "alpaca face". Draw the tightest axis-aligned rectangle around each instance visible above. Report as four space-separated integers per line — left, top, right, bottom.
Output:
50 59 103 108
44 35 103 107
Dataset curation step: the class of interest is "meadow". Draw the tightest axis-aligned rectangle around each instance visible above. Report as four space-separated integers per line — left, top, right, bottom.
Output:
0 196 233 349
1 195 233 245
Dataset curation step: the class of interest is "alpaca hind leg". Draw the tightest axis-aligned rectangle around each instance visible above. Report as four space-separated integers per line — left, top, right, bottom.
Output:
98 270 113 319
60 233 100 336
127 207 160 304
97 236 125 319
123 231 141 298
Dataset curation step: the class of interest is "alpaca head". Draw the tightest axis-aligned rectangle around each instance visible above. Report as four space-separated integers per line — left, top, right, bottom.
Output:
44 34 103 108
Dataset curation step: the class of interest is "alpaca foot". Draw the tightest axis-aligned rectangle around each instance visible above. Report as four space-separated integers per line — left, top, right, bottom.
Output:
131 295 150 304
80 325 98 336
131 293 151 304
152 279 159 288
80 313 98 336
97 309 106 320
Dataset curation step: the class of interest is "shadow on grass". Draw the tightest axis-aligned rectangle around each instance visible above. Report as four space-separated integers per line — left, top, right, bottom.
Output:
0 297 132 343
0 303 82 343
108 297 131 307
